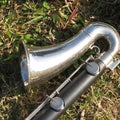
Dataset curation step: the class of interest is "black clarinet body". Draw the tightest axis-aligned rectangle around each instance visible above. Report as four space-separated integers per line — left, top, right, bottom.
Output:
32 59 105 120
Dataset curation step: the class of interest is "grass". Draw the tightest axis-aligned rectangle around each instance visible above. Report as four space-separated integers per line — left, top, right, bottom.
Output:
0 0 120 120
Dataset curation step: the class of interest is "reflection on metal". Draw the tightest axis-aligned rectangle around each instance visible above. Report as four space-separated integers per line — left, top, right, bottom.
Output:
107 59 120 70
19 22 120 88
20 58 28 86
86 61 100 75
50 97 65 111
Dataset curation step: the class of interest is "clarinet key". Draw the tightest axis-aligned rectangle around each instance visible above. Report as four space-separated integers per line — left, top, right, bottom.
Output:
50 97 65 111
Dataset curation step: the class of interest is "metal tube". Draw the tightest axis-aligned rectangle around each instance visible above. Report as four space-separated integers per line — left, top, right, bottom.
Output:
19 22 120 87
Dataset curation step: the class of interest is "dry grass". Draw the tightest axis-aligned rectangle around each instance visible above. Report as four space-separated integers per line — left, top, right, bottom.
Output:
0 0 120 120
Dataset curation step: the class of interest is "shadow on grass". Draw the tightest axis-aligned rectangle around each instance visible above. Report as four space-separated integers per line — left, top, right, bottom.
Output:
83 0 120 32
0 58 25 98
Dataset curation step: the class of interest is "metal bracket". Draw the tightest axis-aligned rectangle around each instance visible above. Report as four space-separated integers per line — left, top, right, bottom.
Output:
90 45 101 55
107 59 120 70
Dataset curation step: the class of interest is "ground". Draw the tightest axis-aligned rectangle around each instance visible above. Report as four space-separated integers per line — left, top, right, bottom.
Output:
0 0 120 120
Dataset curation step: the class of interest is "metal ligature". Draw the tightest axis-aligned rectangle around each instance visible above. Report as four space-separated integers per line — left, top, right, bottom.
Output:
19 22 120 120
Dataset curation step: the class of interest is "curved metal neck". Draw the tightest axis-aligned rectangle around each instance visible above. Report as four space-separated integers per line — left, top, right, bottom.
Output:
19 22 120 87
84 22 120 66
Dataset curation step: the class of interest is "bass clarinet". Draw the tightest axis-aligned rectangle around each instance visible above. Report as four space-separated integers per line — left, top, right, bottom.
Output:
19 22 120 120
